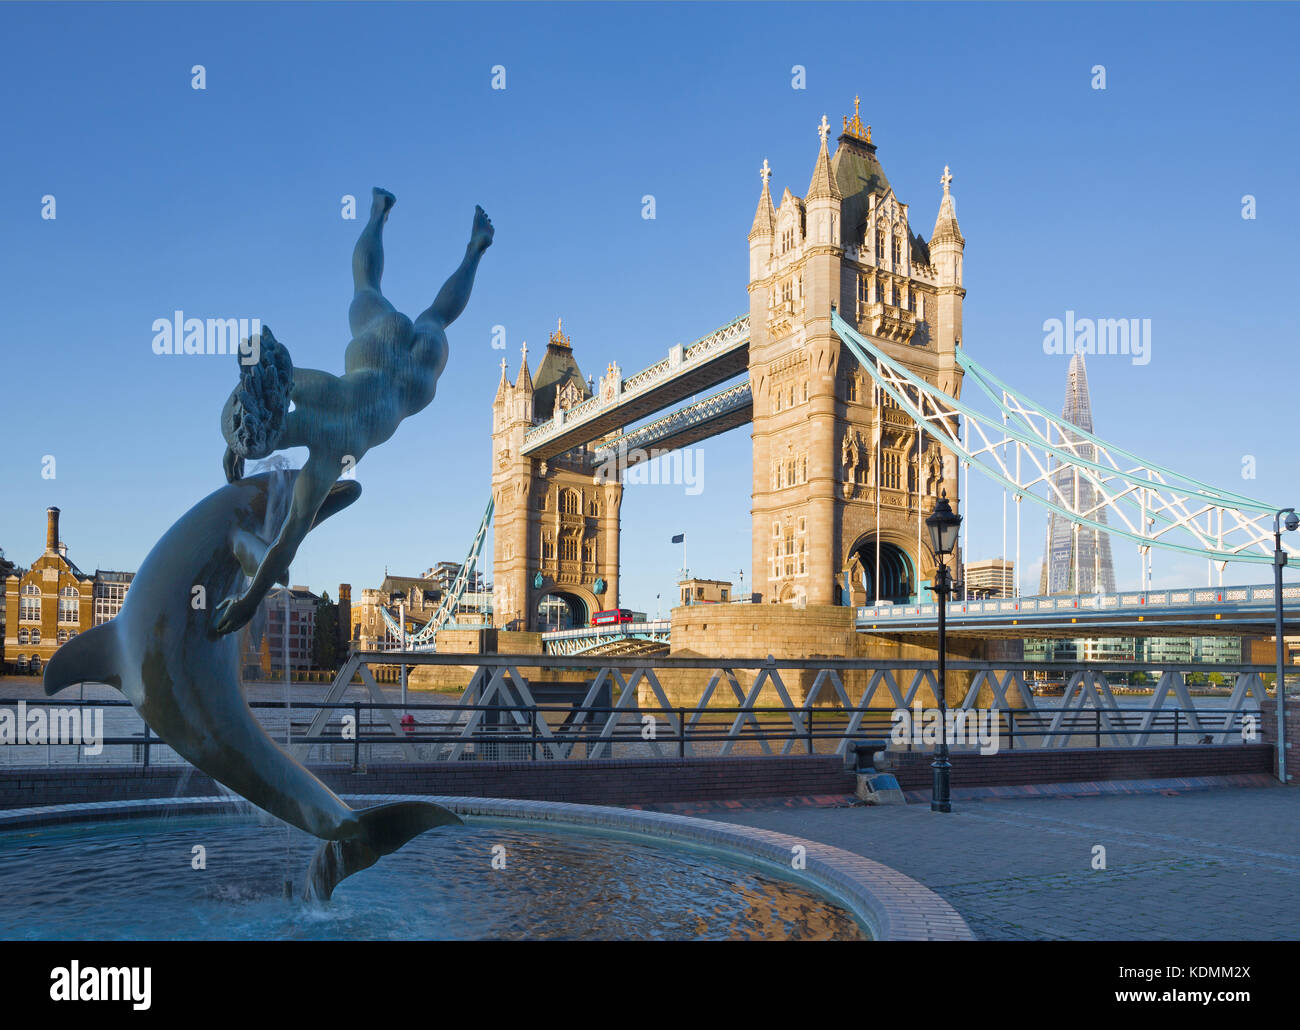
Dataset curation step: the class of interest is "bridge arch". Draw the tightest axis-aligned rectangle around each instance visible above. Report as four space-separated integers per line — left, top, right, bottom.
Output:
845 533 917 605
536 590 592 631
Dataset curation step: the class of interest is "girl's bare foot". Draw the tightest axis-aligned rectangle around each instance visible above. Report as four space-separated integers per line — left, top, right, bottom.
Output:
372 187 397 222
470 205 494 252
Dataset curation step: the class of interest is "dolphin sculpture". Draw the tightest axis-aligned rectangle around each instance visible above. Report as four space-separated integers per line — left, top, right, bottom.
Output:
42 470 462 900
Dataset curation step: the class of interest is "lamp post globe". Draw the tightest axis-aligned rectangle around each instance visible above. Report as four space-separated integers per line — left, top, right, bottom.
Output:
927 492 961 813
1274 508 1297 784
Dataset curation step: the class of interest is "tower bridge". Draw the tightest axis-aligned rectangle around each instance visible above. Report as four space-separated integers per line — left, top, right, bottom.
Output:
476 97 1294 654
493 100 972 634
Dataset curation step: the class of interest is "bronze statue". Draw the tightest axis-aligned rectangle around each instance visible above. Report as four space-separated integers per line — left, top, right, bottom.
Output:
44 189 492 898
216 188 493 635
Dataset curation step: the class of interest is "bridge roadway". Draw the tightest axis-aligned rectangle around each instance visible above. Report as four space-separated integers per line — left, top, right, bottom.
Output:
541 620 672 657
521 315 750 460
856 582 1300 639
593 382 752 468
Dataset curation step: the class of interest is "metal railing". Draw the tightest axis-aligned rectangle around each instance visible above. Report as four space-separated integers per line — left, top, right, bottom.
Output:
0 695 1265 770
856 582 1300 627
6 652 1278 769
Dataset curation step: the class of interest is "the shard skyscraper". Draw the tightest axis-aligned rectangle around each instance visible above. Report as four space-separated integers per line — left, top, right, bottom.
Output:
1039 352 1117 595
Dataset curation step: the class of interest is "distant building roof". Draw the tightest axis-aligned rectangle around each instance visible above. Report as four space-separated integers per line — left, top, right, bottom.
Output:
531 319 591 420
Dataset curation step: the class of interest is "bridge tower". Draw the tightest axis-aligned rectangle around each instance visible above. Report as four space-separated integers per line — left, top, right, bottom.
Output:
490 323 623 632
748 100 967 607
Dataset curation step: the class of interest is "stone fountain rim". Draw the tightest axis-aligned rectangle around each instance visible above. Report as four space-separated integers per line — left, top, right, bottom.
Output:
0 794 975 941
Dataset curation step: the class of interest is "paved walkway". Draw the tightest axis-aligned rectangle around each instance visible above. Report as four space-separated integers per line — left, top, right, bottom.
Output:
667 784 1300 940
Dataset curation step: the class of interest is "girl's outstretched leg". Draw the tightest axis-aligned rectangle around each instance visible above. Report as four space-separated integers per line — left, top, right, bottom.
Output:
348 188 397 336
414 205 493 332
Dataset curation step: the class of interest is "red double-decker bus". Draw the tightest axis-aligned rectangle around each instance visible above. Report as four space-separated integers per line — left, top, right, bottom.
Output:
591 608 634 627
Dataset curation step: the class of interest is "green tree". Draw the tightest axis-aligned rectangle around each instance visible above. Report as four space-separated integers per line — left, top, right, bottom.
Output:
313 591 340 671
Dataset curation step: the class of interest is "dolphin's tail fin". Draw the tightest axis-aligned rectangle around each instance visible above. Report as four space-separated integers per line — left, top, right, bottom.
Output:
43 621 122 696
303 800 462 901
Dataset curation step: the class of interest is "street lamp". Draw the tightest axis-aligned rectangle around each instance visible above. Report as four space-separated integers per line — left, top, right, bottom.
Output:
1273 508 1298 783
389 590 407 715
926 492 962 814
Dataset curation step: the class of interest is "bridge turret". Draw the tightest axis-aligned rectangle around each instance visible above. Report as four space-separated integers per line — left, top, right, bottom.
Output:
749 158 776 282
491 340 537 631
930 165 966 359
804 114 842 246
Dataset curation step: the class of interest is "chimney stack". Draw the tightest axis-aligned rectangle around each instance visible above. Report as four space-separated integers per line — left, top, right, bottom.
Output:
46 507 61 553
337 584 353 654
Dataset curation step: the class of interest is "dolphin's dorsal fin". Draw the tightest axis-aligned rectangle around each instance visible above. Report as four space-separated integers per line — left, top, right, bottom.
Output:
43 621 122 695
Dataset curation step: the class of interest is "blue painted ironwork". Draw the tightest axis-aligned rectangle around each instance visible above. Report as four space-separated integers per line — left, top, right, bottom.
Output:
381 493 495 647
541 620 672 656
856 581 1300 632
593 382 752 463
831 310 1294 566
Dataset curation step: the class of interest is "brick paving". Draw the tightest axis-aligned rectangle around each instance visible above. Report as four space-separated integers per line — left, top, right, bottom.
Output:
681 784 1300 940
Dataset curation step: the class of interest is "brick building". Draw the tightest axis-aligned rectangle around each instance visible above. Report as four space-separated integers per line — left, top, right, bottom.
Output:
2 507 133 676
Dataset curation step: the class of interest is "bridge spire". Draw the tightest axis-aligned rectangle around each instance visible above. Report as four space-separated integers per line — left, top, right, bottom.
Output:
842 95 872 143
749 158 776 240
515 341 532 392
932 164 962 242
806 115 841 202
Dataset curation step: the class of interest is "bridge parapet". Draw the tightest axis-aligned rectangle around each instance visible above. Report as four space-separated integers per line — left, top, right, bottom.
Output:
855 582 1300 634
521 315 750 455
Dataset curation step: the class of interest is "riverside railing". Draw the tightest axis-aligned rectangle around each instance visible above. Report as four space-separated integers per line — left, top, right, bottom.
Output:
0 696 1264 770
2 653 1281 767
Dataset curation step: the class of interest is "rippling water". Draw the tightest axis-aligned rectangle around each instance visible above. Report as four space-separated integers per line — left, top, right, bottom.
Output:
0 816 867 940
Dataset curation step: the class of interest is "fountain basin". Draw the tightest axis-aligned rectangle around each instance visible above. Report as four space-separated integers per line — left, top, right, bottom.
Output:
0 795 973 941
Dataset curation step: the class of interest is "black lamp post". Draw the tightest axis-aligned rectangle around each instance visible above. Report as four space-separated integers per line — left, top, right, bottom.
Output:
389 591 407 713
926 492 962 814
1273 508 1298 784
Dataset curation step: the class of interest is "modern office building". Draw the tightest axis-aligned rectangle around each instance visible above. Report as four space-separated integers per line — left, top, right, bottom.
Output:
964 558 1015 599
1039 352 1117 595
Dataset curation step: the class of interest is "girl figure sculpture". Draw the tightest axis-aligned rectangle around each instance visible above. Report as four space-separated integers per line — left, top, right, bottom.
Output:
214 188 493 635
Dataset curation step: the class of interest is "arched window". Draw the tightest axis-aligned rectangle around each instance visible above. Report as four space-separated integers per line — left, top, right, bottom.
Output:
560 490 580 515
892 235 902 266
57 629 68 644
876 229 885 260
30 629 41 645
19 583 40 622
587 498 600 517
14 656 27 671
17 628 29 645
58 586 79 624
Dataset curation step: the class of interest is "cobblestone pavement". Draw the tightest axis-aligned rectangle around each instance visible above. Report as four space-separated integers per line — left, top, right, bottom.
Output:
690 785 1300 940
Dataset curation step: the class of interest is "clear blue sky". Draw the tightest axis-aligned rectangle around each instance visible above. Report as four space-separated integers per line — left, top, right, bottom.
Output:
2 1 1298 607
